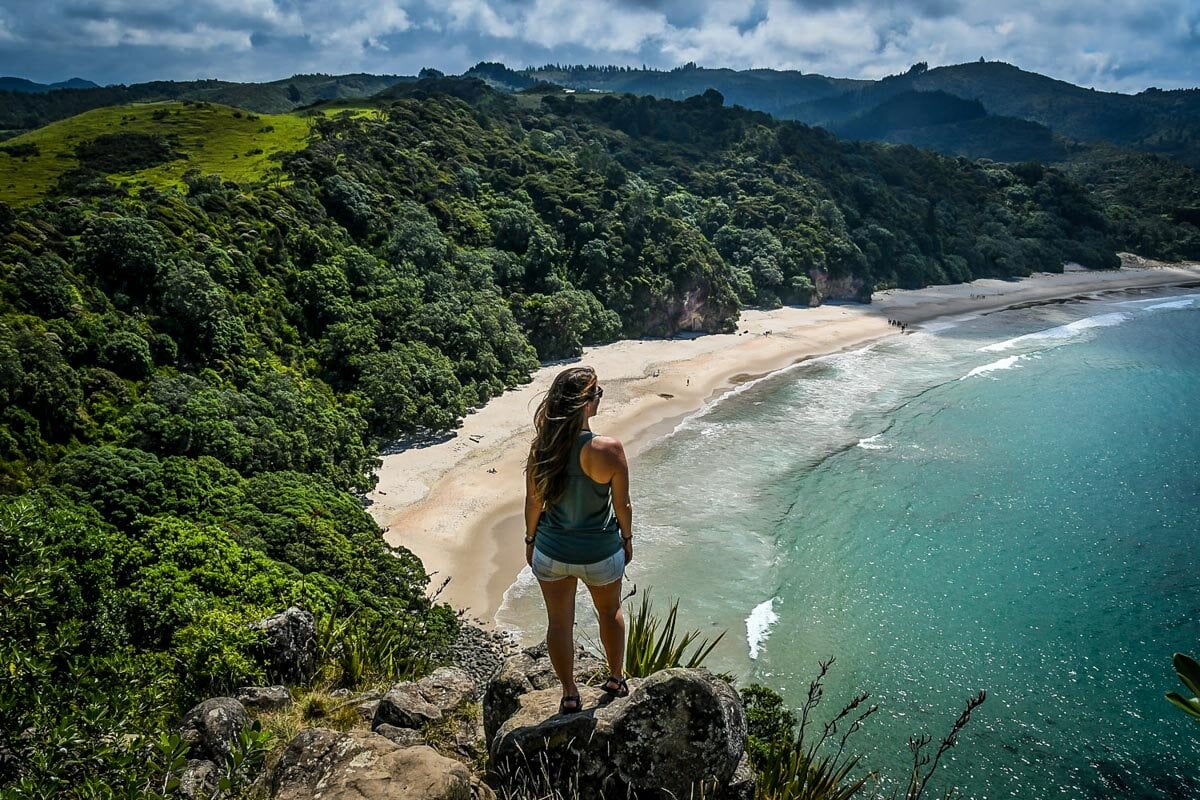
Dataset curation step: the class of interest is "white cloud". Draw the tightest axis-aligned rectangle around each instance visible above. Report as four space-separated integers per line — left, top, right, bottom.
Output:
1 0 1197 92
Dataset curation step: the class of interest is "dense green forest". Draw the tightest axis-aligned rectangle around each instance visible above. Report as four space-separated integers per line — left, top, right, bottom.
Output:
0 76 1184 793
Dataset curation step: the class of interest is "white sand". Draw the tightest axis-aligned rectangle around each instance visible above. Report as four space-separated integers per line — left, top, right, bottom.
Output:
369 256 1200 622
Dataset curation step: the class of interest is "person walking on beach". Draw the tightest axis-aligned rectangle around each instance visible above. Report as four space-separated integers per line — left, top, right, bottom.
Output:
524 366 634 714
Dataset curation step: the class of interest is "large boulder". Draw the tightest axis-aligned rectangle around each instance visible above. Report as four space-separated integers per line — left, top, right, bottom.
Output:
179 697 250 763
490 668 747 799
482 643 605 745
373 667 477 730
251 607 316 685
269 728 492 800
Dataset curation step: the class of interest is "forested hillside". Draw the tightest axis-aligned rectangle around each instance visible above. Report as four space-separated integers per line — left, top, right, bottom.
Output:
517 60 1200 169
0 77 1153 793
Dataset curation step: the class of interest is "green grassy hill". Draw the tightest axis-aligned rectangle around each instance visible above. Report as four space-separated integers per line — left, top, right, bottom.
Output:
0 100 381 205
0 73 407 140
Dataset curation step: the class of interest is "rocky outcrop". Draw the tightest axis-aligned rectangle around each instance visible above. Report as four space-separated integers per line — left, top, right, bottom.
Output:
179 697 250 763
809 268 870 303
487 657 749 799
270 729 493 800
232 634 758 800
235 685 292 713
373 667 477 730
482 642 605 746
251 607 316 685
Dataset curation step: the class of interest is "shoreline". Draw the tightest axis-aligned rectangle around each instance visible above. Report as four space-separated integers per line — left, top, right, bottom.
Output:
368 257 1200 624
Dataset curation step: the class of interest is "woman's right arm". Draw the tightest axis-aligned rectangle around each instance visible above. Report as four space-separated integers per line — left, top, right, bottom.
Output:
524 451 542 567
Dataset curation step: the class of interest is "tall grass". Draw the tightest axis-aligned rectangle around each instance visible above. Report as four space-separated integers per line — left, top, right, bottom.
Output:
313 602 431 689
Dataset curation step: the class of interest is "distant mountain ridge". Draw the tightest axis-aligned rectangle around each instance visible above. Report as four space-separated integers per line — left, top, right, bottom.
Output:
470 61 868 117
502 60 1200 169
0 76 99 93
5 60 1199 170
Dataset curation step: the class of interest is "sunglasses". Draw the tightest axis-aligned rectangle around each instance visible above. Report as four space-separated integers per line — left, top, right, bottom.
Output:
593 386 604 400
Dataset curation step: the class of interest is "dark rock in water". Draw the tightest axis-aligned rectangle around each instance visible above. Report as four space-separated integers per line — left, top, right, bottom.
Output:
179 697 249 763
178 759 218 800
235 685 292 712
250 607 316 685
373 667 477 730
269 728 491 800
490 667 747 799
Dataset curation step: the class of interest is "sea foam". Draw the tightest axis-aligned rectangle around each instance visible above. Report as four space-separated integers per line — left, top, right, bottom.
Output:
1144 296 1200 311
961 355 1023 380
746 598 779 659
857 433 891 450
979 312 1130 353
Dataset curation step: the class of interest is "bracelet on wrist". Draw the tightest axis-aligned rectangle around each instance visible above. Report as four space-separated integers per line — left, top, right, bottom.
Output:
524 535 535 545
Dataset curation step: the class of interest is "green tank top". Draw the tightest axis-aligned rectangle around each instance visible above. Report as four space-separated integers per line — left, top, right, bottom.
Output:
534 431 622 564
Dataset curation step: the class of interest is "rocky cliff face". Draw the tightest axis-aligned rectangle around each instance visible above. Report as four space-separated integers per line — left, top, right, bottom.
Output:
809 268 871 302
640 283 740 338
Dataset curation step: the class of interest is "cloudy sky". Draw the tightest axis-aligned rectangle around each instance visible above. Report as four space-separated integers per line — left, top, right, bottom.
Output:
1 0 1196 93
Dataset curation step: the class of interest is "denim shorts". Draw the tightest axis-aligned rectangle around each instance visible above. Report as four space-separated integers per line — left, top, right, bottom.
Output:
531 547 626 586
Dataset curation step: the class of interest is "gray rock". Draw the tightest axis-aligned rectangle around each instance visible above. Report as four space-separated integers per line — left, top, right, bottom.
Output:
419 667 477 709
235 685 292 713
375 724 426 748
179 697 250 763
607 669 746 794
374 683 444 729
490 668 746 799
373 667 477 731
177 759 218 800
357 699 381 722
250 607 316 685
270 728 476 800
720 752 757 800
482 643 605 746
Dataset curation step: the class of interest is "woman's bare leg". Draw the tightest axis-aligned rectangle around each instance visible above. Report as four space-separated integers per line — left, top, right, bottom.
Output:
538 576 579 701
586 578 625 680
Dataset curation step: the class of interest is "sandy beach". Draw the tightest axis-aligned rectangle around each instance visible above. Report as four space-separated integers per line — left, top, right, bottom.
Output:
368 256 1200 622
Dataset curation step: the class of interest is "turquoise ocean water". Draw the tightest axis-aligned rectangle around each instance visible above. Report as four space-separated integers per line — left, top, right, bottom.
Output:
496 284 1200 799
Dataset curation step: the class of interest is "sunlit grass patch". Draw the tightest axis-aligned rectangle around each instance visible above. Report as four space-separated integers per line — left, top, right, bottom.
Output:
0 100 382 205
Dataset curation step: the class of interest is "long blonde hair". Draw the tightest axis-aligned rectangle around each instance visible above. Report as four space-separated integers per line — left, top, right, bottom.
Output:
527 366 599 508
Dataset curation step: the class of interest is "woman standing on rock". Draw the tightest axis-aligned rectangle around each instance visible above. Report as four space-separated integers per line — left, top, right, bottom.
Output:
524 366 634 714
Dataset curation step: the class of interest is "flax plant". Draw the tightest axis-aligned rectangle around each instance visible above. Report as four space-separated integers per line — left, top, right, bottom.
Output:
623 587 725 678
